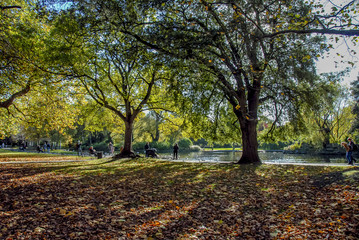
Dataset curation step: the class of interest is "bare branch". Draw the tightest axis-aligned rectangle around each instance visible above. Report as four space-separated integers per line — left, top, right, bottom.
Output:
261 28 359 38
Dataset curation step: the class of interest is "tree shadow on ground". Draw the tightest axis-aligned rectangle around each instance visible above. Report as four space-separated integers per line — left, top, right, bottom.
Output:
310 166 359 188
2 160 359 239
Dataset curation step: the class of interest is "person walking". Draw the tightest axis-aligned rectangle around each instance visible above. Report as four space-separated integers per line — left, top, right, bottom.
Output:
348 137 356 164
77 141 83 156
108 142 114 155
342 138 355 165
173 143 179 160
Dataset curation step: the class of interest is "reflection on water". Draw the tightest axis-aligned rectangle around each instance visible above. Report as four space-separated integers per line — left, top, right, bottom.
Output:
157 151 348 165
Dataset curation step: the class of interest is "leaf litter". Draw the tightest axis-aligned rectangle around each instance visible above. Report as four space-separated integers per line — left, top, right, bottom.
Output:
0 159 358 239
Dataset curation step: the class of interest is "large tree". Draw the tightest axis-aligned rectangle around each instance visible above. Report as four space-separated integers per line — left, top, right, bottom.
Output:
44 0 358 162
115 0 340 163
133 0 359 163
46 8 175 156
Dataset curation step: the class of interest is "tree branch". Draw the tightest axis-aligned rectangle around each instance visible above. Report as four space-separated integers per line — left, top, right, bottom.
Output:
261 28 359 38
0 84 30 109
0 6 21 10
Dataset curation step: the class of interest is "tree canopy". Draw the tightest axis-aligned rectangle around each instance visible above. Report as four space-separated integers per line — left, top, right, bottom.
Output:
1 0 358 162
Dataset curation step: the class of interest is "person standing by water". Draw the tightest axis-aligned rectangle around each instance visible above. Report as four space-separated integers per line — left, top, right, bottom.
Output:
173 143 179 160
144 142 150 157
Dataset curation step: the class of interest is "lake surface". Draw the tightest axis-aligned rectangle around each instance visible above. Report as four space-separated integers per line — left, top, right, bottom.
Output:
157 151 350 165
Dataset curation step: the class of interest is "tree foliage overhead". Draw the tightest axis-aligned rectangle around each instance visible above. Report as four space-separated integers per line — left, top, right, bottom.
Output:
2 0 357 160
45 4 178 155
0 0 81 138
109 0 346 163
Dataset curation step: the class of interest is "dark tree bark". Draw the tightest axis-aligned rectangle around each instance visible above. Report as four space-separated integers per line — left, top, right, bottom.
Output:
239 120 261 164
0 84 30 109
0 6 21 10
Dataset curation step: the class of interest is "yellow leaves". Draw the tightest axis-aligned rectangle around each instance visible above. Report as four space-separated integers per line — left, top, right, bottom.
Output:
233 12 242 19
59 208 67 215
302 55 311 62
59 208 76 217
208 59 212 63
214 219 224 224
235 105 240 110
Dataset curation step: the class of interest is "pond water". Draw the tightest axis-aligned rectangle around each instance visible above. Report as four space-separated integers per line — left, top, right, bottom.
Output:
156 151 350 165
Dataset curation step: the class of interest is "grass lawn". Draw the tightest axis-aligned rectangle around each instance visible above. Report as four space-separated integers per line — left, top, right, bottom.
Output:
0 153 358 239
0 149 94 162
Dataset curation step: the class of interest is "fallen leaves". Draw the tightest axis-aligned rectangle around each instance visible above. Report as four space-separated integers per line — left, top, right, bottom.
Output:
0 159 358 239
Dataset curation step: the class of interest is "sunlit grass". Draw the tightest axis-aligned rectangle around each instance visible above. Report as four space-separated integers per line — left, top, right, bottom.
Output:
0 149 95 162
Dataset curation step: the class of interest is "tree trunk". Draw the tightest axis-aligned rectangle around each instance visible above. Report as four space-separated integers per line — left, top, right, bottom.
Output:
154 121 160 142
122 120 133 155
238 120 261 164
322 127 330 149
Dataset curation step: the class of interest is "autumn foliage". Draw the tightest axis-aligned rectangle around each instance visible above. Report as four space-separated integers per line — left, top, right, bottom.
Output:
1 158 359 239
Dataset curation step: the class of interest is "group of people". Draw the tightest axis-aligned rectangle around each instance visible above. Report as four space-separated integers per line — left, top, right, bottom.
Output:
342 137 357 165
145 142 179 159
74 141 115 157
36 142 51 153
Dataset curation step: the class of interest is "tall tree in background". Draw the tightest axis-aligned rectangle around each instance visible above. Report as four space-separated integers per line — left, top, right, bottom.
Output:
46 8 175 157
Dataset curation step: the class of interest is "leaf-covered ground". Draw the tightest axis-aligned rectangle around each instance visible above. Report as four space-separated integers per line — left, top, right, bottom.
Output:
1 158 359 239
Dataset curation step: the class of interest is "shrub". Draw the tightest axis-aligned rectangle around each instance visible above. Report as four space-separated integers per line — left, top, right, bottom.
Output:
178 138 193 150
132 142 146 152
151 141 171 151
93 141 110 152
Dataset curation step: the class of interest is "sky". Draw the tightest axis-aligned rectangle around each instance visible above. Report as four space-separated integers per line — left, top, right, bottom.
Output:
315 0 359 86
316 40 358 86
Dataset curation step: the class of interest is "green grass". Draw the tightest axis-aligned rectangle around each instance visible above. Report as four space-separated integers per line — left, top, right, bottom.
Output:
0 148 94 161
